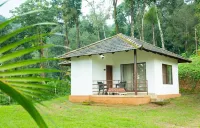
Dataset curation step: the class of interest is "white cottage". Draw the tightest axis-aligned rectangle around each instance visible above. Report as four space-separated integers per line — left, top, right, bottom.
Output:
59 34 191 105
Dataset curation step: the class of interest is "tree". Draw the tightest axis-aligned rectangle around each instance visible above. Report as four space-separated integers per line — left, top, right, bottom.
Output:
73 0 82 48
11 0 58 77
113 0 119 34
195 0 200 53
86 0 111 40
144 6 157 45
52 0 82 49
125 0 135 37
155 5 165 49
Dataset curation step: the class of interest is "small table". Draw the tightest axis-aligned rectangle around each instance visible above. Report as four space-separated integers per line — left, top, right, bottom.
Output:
107 88 126 95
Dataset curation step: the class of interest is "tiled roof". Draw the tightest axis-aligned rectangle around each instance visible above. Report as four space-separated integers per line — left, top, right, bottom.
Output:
59 33 191 63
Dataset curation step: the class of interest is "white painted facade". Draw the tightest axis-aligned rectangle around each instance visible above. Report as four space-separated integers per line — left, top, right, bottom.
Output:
70 49 179 96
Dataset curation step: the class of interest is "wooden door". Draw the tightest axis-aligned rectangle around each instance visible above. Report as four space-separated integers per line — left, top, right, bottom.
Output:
106 65 113 88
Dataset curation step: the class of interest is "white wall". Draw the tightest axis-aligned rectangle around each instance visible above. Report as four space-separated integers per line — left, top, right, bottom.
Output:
92 54 114 81
71 56 93 95
153 54 179 95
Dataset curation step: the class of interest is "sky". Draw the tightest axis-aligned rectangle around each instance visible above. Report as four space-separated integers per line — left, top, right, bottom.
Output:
0 0 122 24
0 0 26 18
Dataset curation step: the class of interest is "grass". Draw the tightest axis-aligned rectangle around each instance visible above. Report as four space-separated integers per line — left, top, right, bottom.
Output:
0 94 200 128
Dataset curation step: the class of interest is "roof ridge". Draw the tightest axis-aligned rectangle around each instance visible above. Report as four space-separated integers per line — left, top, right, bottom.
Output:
59 35 118 58
116 33 142 48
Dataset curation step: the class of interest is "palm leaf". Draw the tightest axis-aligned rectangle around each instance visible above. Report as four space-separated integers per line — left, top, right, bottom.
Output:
0 77 55 82
0 10 44 30
0 44 53 63
7 82 51 89
0 1 8 7
0 33 50 54
0 69 60 76
0 58 57 71
0 23 56 45
0 10 60 127
0 81 48 128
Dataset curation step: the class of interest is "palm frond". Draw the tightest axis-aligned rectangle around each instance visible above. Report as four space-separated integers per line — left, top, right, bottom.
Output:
0 12 60 127
0 77 55 82
0 69 60 76
0 23 56 44
7 82 51 89
0 10 44 30
0 58 57 71
0 44 53 63
0 81 48 128
0 33 50 54
0 1 8 7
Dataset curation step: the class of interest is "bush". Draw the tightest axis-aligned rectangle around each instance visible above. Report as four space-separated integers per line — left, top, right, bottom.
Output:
41 79 71 100
179 56 200 93
0 79 71 105
0 93 17 105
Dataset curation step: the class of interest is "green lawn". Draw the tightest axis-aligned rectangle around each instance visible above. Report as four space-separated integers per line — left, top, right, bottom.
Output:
0 94 200 128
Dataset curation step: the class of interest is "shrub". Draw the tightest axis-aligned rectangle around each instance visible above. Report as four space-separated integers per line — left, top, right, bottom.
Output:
42 79 71 100
179 56 200 93
0 79 71 105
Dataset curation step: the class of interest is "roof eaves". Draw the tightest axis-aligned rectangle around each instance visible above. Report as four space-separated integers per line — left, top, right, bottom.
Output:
131 37 191 63
58 35 118 59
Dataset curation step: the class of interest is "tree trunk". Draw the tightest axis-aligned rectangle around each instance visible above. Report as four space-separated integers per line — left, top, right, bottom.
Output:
97 29 101 40
152 24 155 46
141 0 146 41
103 25 106 39
195 27 198 55
141 15 144 40
75 15 80 48
113 0 119 34
38 27 45 78
64 20 70 52
137 27 141 40
156 7 165 49
130 0 134 37
185 24 188 51
65 31 70 51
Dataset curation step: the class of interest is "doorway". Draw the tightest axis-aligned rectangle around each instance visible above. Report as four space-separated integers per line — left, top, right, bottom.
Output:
106 65 113 88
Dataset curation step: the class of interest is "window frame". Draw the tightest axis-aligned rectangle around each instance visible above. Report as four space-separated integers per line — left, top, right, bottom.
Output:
162 64 173 85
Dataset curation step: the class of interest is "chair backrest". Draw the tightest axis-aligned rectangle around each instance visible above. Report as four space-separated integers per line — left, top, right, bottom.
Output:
97 82 104 89
119 82 126 88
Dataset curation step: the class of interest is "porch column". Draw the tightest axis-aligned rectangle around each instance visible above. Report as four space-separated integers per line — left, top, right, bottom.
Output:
134 49 137 95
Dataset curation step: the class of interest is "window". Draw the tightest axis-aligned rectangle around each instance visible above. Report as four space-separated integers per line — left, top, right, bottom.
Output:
162 64 173 84
120 63 146 91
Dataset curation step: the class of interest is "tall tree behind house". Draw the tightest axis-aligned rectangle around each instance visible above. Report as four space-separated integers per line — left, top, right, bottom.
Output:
125 0 135 37
86 0 111 40
113 0 120 34
144 6 157 46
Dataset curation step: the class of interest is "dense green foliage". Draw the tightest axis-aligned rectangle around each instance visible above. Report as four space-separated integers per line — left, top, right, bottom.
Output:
5 0 199 58
0 79 70 105
179 56 200 92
